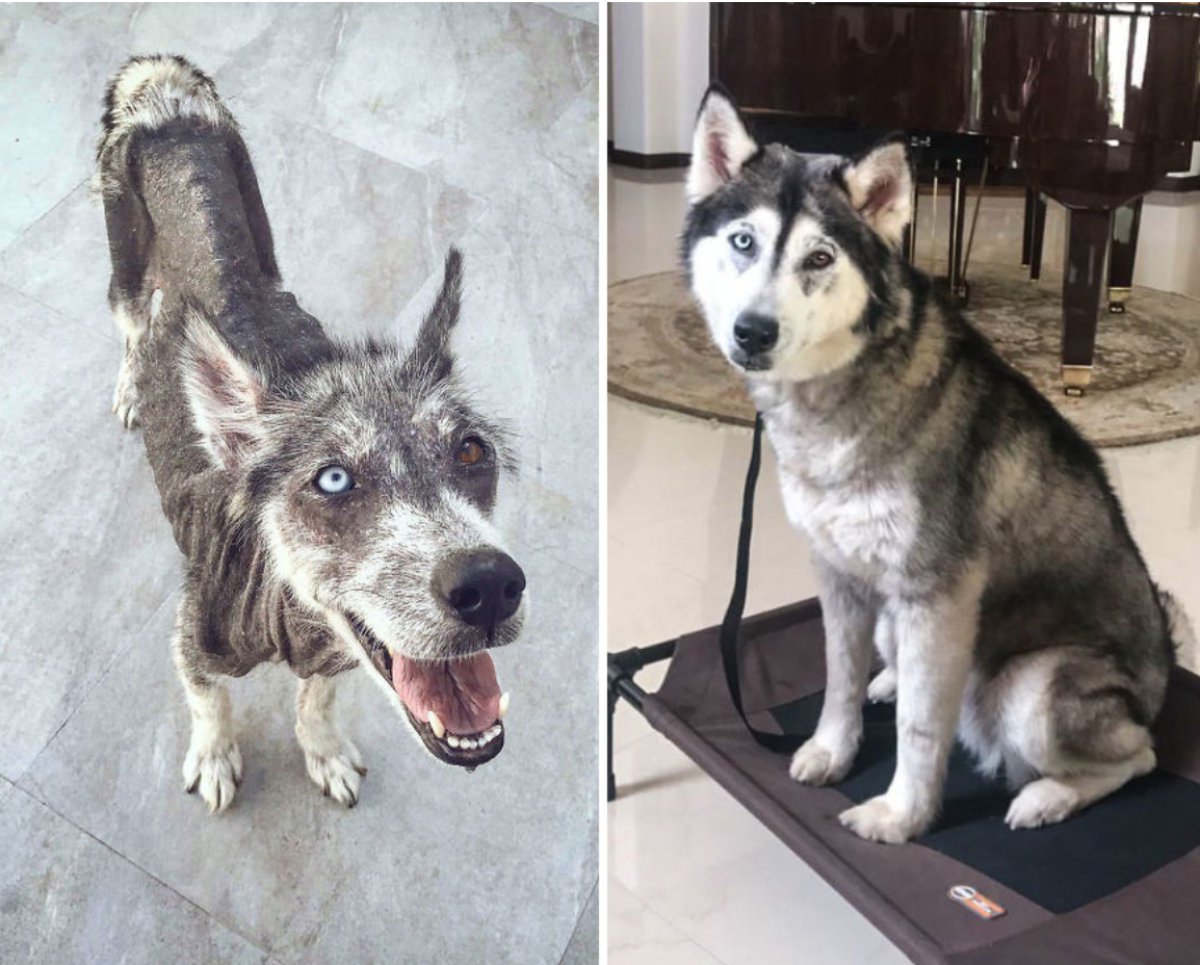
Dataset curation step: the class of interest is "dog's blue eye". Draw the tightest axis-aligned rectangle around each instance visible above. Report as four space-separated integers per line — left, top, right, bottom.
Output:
315 466 353 494
730 231 755 254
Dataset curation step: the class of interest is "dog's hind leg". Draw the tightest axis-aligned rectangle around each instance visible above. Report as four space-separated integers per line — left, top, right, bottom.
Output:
229 136 281 287
102 181 157 429
295 674 367 808
1005 748 1155 830
867 606 898 704
997 648 1158 829
172 614 243 813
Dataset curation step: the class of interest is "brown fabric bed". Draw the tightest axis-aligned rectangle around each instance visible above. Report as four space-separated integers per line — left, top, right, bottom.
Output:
638 599 1200 965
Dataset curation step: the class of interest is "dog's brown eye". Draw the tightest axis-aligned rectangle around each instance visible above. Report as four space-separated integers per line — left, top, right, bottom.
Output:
457 437 486 466
804 250 834 270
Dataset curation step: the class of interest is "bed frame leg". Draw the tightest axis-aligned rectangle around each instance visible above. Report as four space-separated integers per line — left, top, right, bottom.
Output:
607 684 618 802
607 641 678 803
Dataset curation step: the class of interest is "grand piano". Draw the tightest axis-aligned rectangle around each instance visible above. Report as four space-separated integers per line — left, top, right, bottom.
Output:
710 3 1200 394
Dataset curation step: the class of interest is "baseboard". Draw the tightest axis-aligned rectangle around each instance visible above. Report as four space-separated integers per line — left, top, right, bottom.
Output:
607 142 690 170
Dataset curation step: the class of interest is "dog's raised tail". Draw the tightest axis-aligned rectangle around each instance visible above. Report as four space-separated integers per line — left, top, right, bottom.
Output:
96 55 234 194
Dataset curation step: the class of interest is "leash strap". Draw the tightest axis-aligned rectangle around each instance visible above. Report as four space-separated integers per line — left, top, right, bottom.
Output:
718 414 804 753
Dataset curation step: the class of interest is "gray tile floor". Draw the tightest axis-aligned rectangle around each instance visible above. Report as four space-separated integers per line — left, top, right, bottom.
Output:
0 5 598 963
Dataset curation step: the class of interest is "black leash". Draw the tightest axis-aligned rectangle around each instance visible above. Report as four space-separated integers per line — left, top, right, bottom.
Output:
718 413 804 753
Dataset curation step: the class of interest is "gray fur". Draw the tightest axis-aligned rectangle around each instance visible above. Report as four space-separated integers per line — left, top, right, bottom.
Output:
685 85 1188 842
99 56 523 810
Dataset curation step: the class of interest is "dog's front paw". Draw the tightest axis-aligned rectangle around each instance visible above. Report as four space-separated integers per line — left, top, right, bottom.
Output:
112 361 139 429
789 738 853 786
183 740 243 814
1005 778 1080 830
839 795 927 844
303 740 367 808
867 667 897 703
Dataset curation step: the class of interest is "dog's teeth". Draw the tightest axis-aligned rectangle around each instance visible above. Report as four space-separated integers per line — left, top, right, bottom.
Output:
479 731 492 745
428 711 446 739
489 725 502 739
498 693 510 719
464 738 477 749
447 735 460 748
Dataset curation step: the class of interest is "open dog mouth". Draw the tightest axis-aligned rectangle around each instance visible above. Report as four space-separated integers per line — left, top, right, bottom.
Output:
349 615 507 769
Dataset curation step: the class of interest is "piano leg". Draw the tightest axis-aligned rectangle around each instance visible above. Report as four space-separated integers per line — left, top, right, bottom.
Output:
1021 188 1036 267
1029 192 1047 281
1107 198 1142 314
947 158 968 303
1060 207 1112 397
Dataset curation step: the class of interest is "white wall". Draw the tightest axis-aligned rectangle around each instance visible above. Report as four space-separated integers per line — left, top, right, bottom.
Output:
1137 194 1200 300
610 2 708 155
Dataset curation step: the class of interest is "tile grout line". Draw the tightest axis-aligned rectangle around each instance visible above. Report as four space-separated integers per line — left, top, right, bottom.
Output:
0 275 116 346
613 872 737 965
0 175 94 259
8 781 275 961
216 105 506 326
610 880 736 965
233 102 597 245
388 196 499 324
555 875 598 965
13 583 177 788
537 3 599 27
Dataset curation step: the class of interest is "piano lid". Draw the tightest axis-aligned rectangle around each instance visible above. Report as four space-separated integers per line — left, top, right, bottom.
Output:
711 3 1200 149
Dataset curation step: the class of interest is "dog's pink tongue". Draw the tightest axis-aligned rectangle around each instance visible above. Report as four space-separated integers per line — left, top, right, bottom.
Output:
391 652 501 734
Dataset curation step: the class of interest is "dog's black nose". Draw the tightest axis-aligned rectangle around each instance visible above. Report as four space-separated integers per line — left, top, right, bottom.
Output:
435 551 526 630
732 312 779 354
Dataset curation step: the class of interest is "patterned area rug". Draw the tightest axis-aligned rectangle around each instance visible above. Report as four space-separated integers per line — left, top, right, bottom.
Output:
608 264 1200 448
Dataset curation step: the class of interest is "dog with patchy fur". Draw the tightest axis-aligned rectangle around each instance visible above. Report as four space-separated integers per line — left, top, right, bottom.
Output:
98 55 525 812
683 84 1193 843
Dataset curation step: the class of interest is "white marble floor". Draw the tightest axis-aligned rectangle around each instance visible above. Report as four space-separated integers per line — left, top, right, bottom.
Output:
606 165 1200 965
0 5 598 964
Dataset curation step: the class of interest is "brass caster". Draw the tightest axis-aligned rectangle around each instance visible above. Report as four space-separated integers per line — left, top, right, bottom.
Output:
1062 364 1092 398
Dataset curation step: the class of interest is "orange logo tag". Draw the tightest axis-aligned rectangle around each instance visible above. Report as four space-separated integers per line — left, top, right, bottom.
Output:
948 885 1007 920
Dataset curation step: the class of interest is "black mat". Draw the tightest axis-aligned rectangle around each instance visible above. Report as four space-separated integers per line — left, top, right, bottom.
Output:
772 695 1200 914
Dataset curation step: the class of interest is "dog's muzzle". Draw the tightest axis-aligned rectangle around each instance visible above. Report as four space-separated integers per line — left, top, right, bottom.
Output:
731 311 778 371
433 549 525 637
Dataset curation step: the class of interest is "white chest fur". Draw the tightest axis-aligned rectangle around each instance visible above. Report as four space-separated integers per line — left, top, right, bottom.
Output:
773 434 917 587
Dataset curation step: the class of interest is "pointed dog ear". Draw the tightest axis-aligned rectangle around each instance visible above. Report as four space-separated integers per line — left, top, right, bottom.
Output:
180 310 269 472
842 140 912 247
686 84 758 204
405 248 463 385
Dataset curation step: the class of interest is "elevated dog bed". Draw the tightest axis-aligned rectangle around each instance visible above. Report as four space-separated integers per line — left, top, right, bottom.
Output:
608 422 1200 964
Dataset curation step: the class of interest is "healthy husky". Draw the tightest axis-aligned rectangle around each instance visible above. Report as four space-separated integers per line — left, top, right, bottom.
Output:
97 55 525 812
683 85 1192 843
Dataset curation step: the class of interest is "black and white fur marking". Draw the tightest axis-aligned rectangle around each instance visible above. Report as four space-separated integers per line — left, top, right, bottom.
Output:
683 85 1192 843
